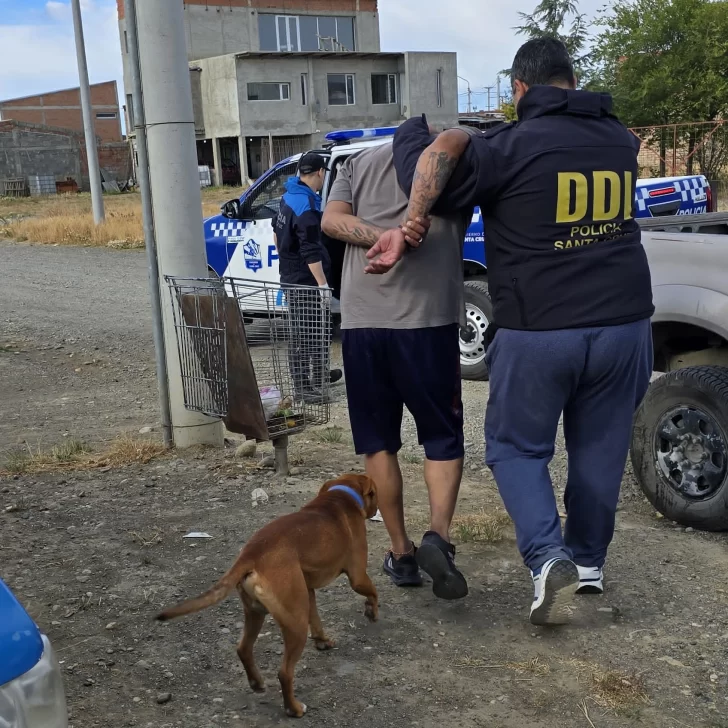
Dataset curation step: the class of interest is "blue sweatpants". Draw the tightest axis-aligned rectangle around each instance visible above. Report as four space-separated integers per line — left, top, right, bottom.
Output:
484 319 652 572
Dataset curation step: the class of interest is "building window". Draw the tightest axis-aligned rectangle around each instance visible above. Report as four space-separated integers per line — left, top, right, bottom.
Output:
259 14 355 52
328 74 355 106
301 74 308 106
124 30 129 54
436 69 443 108
96 112 118 119
372 74 397 105
247 82 291 101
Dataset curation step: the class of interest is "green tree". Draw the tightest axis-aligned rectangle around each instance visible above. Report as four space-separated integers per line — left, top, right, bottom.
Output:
513 0 592 76
589 0 728 127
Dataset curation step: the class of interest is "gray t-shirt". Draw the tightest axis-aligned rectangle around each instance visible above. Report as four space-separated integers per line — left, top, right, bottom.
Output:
328 143 469 330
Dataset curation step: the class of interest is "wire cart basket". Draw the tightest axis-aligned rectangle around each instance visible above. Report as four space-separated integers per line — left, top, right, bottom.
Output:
165 275 333 471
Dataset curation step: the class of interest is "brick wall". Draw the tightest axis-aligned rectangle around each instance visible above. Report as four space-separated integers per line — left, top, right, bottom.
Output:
117 0 376 17
0 82 123 142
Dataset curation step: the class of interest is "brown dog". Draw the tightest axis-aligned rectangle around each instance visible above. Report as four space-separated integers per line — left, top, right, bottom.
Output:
156 473 379 718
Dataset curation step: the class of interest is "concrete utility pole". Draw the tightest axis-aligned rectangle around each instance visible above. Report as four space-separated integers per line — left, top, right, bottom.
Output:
123 0 172 449
135 0 224 448
496 75 502 111
71 0 104 224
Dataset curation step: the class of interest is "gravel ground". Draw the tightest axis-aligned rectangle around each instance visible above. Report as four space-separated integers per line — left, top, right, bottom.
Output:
2 240 728 728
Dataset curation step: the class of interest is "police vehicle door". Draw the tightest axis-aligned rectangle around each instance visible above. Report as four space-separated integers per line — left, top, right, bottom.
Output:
225 160 297 288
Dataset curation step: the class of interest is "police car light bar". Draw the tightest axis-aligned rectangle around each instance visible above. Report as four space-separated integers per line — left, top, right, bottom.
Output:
324 127 399 143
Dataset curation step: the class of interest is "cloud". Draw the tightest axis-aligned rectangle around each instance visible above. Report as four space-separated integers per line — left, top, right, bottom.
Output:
0 1 123 113
380 0 605 110
0 0 606 123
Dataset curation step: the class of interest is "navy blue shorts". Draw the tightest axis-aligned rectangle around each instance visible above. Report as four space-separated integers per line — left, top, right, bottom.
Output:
341 325 464 461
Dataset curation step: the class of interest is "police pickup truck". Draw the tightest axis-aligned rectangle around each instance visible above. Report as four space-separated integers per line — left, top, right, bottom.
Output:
204 126 715 382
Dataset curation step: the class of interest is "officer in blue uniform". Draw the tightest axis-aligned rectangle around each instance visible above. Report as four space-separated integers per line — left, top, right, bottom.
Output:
274 152 342 401
373 37 654 625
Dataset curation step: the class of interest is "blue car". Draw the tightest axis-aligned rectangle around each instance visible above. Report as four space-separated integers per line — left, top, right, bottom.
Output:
203 127 714 380
0 578 68 727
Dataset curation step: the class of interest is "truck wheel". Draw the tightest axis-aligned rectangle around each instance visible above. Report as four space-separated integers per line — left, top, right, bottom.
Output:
631 366 728 530
461 279 493 382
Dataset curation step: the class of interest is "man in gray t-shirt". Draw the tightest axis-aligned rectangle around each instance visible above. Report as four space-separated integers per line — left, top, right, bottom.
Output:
322 141 472 600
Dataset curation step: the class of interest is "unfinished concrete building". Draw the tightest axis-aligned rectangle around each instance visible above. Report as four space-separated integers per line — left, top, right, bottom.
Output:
117 0 458 183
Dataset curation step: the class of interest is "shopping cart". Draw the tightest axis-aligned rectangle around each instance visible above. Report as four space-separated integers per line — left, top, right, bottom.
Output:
165 275 333 472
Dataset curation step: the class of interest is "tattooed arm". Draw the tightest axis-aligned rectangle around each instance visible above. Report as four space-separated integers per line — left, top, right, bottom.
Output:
402 128 472 244
321 201 387 248
322 201 429 248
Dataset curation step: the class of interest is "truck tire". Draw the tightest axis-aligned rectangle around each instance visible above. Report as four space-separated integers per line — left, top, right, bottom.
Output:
631 366 728 531
461 279 493 382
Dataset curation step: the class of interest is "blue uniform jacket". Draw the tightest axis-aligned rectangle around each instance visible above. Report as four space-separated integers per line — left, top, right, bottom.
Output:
273 177 331 287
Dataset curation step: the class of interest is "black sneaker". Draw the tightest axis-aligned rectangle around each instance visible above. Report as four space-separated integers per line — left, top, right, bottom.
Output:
329 369 343 385
416 531 468 600
383 549 423 587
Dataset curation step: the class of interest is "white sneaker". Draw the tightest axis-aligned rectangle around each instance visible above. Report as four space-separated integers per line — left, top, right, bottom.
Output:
530 558 579 626
576 565 604 595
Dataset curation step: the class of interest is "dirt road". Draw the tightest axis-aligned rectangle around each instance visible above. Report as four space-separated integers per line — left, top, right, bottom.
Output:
2 241 728 728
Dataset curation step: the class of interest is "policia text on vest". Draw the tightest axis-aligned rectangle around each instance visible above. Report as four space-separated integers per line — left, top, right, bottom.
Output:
554 170 634 250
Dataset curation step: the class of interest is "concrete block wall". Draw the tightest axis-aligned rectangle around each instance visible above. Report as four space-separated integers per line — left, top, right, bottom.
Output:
402 52 459 130
0 122 83 184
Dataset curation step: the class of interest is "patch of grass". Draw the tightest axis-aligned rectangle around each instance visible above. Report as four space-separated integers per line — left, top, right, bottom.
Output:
314 426 347 444
451 508 512 544
565 659 650 711
0 185 248 247
1 436 166 476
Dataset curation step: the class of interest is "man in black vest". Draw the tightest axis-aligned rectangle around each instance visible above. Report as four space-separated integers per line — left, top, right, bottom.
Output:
370 37 654 626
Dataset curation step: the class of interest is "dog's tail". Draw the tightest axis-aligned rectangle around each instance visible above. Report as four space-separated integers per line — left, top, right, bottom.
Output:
155 554 253 622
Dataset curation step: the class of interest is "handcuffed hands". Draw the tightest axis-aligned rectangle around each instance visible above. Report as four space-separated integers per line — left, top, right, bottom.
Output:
364 228 408 274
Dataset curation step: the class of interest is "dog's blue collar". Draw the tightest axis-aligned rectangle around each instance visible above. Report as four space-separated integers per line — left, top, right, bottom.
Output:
328 485 365 510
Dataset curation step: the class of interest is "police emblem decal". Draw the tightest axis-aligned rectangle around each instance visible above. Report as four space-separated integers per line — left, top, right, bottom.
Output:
243 239 262 272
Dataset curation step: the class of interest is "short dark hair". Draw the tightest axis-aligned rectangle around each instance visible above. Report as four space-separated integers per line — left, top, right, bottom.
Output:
510 37 575 88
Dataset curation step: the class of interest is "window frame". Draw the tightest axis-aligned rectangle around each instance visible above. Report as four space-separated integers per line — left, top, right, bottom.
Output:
241 161 299 221
259 13 355 52
276 15 301 52
246 82 292 102
371 73 398 105
327 73 356 106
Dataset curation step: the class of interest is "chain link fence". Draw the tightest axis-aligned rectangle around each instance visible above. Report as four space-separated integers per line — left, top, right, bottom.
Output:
630 121 728 210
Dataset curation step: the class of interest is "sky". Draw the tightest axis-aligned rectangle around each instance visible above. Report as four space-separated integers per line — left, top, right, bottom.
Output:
0 0 605 118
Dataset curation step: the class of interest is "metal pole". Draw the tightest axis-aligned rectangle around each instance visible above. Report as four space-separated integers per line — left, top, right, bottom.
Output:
135 0 223 448
124 0 172 449
458 76 472 114
496 75 502 111
71 0 105 224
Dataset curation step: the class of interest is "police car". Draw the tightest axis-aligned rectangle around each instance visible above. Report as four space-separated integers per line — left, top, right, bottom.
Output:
204 126 714 381
0 578 69 727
